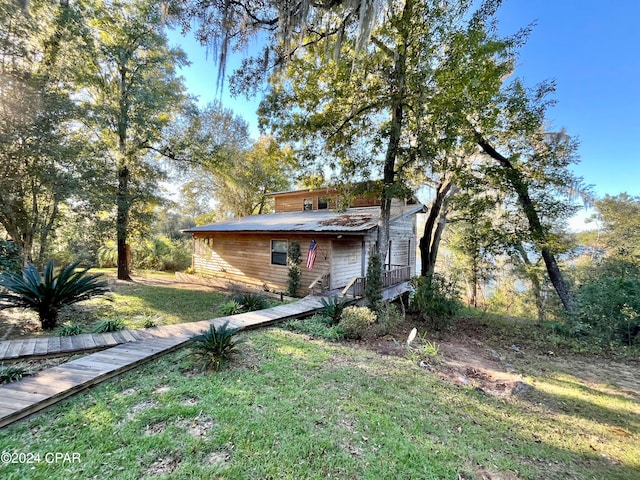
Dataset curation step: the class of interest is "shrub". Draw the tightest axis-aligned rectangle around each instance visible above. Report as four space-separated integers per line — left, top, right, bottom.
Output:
339 306 377 339
0 239 21 273
365 252 383 313
0 261 110 330
283 314 345 341
191 321 244 371
234 293 267 312
0 364 30 384
319 296 349 325
58 322 82 337
219 300 243 316
376 302 404 335
408 274 461 330
287 242 302 297
573 259 640 346
93 318 125 333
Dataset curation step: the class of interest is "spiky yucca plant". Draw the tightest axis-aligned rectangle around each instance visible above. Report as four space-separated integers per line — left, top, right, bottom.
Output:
0 261 110 330
191 321 244 371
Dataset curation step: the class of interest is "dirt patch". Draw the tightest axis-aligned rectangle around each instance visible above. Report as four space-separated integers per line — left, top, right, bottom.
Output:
153 385 172 395
144 421 167 435
146 456 181 476
181 397 199 406
207 449 231 466
178 414 216 438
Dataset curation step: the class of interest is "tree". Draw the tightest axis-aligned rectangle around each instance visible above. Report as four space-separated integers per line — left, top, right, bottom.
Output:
178 104 294 219
260 0 518 265
592 194 640 263
82 0 189 280
0 0 90 266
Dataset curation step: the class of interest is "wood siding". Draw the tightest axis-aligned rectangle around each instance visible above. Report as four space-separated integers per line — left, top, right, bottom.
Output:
192 233 333 294
330 239 364 289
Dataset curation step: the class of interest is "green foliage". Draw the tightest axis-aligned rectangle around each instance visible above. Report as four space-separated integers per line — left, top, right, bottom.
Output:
319 296 349 325
375 302 404 336
218 299 243 316
93 318 125 333
0 239 21 273
406 330 441 365
409 274 461 330
0 363 30 384
133 237 192 272
365 253 383 313
57 322 82 337
338 306 376 339
572 259 640 346
233 293 267 312
287 241 302 296
0 261 110 330
190 321 244 371
282 314 345 341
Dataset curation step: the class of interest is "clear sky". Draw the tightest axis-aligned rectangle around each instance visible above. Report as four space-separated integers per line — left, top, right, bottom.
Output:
168 0 640 200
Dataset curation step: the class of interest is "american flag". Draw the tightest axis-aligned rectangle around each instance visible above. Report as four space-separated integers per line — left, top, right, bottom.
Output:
306 239 318 269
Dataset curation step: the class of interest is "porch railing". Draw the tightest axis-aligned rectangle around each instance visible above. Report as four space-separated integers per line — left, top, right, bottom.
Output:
342 265 412 298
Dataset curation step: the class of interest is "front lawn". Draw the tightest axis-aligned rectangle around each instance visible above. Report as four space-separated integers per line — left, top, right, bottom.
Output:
0 327 637 479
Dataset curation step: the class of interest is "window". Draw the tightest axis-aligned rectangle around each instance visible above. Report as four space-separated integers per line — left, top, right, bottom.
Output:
303 198 313 211
317 196 328 209
271 240 288 265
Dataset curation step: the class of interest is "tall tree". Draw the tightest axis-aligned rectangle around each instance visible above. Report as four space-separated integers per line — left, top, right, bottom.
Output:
592 194 640 263
82 0 189 280
260 0 517 263
0 0 90 266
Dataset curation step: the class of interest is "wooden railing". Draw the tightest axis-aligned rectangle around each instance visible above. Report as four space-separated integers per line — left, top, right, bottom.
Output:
308 272 330 293
342 265 411 298
383 265 411 288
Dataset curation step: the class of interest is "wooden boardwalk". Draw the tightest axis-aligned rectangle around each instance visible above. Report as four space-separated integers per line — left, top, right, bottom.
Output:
0 295 328 429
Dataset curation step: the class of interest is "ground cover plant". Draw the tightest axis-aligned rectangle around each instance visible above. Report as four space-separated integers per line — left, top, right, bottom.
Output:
0 270 228 340
0 325 638 480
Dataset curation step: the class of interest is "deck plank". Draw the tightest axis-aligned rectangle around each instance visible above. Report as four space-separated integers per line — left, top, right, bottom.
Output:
18 338 38 357
4 340 25 359
0 340 11 359
33 338 49 356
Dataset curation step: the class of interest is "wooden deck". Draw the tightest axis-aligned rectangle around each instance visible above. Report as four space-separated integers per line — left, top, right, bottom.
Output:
0 295 328 429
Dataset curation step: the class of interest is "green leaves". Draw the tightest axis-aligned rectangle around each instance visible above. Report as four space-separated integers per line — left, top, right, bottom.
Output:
0 261 110 330
190 321 244 371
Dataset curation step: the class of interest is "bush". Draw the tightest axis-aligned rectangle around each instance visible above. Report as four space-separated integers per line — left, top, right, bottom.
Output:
0 261 110 330
218 299 243 316
234 293 267 311
191 321 244 371
365 252 383 312
319 296 349 325
58 322 82 336
573 259 640 346
93 318 125 333
339 306 377 339
376 302 404 335
0 363 30 384
287 242 302 297
283 314 345 341
0 239 21 273
408 274 461 330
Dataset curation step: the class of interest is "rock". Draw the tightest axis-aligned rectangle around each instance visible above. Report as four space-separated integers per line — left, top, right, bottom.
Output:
504 363 516 373
510 344 520 352
488 348 501 360
511 381 532 396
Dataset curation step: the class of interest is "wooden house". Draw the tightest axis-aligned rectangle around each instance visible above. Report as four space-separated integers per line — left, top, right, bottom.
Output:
183 187 425 295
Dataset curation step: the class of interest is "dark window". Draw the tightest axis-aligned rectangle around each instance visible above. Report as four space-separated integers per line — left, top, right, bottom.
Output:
303 198 313 210
317 197 328 209
271 240 288 265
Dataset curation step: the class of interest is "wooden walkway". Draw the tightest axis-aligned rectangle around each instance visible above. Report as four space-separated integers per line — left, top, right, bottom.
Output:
0 295 328 429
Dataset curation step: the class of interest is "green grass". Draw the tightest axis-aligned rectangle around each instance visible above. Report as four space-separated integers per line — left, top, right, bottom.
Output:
1 328 638 479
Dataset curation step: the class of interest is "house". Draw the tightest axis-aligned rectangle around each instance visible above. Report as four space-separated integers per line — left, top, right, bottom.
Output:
182 186 425 295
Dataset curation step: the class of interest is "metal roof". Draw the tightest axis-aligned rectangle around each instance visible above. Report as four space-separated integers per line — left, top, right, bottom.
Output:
182 205 425 235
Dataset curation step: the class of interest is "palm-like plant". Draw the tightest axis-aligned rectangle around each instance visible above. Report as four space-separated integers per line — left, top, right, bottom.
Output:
0 261 110 330
191 321 244 371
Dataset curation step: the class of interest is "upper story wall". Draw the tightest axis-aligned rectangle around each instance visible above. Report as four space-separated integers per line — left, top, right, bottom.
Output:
270 187 405 213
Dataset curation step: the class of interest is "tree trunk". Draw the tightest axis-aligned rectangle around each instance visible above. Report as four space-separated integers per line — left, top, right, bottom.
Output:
116 164 131 280
419 180 454 276
477 135 574 312
514 244 545 324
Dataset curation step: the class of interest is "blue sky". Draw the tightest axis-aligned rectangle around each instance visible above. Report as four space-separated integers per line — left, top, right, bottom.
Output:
168 0 640 200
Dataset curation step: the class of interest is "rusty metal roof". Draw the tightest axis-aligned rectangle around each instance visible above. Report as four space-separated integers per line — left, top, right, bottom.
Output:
182 205 425 235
